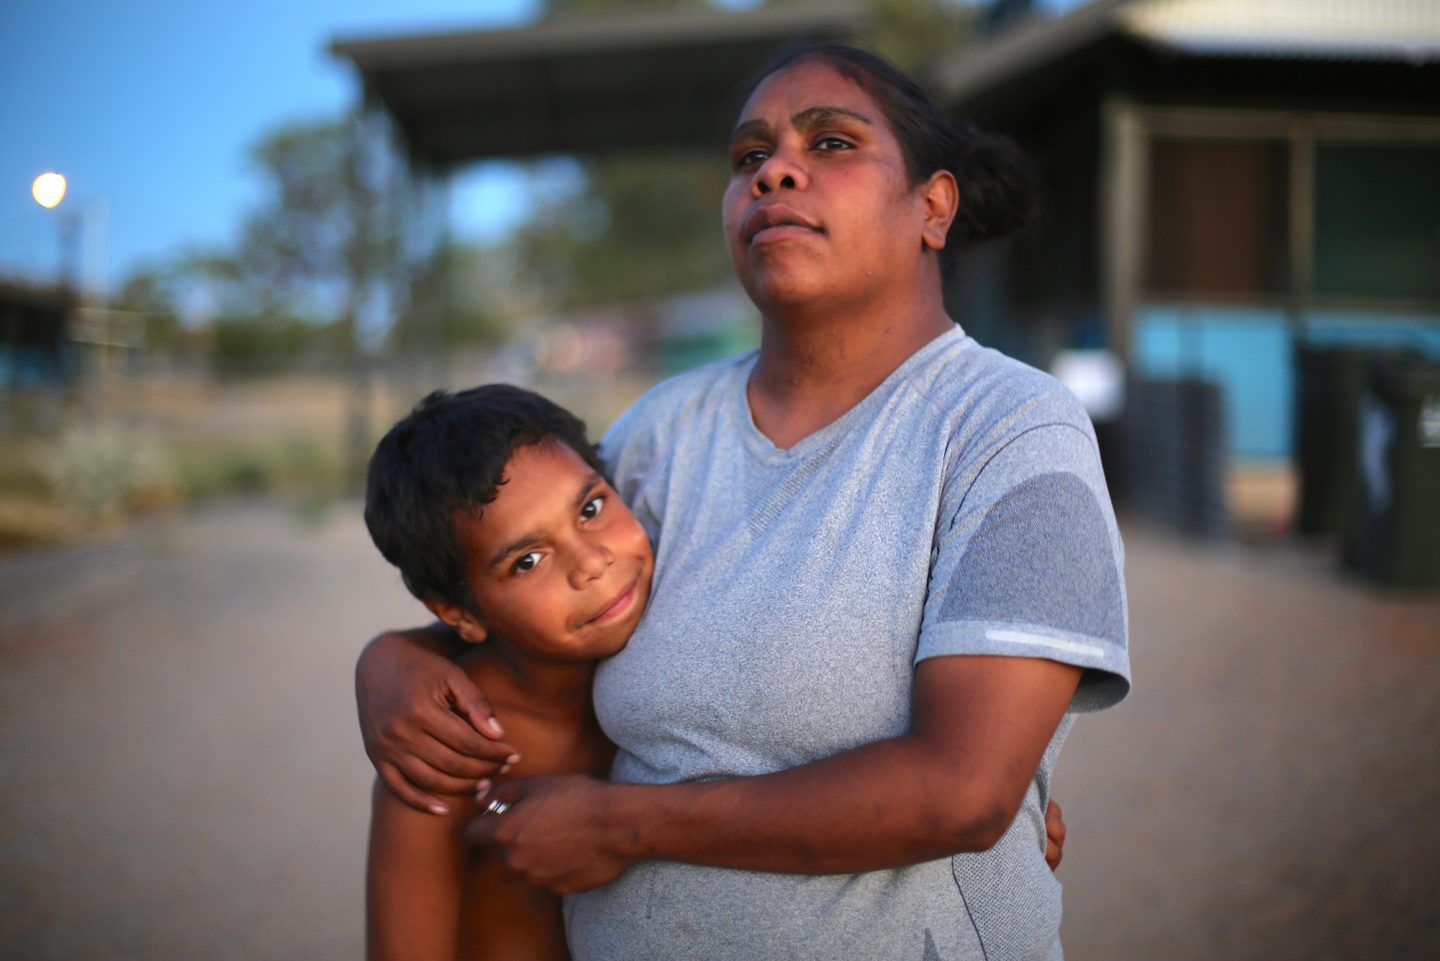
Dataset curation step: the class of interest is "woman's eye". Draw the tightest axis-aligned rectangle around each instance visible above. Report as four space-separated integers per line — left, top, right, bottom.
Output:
580 496 605 521
513 552 542 574
734 148 769 168
814 136 852 152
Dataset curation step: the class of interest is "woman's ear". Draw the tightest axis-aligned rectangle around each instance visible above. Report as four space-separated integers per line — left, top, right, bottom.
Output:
920 169 959 252
424 598 488 645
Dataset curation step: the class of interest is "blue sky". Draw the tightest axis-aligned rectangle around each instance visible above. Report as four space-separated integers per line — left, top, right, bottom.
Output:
0 0 550 293
0 0 1079 296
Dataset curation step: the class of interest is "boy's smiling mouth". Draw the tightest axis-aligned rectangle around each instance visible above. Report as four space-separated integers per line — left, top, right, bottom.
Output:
582 575 642 628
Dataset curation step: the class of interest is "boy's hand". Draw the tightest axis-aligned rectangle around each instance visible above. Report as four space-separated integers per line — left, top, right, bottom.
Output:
1044 798 1066 871
468 776 630 894
356 628 518 815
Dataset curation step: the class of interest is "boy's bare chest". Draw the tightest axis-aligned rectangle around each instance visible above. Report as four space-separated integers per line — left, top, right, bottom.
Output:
492 704 615 781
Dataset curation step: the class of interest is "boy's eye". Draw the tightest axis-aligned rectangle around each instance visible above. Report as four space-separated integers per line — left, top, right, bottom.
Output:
513 552 542 574
580 496 605 521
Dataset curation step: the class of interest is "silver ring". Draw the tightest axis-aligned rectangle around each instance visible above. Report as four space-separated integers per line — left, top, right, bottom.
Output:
483 799 510 816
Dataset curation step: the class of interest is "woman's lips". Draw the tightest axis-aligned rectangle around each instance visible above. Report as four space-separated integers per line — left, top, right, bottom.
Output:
743 204 821 245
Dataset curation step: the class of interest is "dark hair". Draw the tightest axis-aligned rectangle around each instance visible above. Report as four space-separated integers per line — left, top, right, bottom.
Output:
363 384 605 609
741 41 1037 251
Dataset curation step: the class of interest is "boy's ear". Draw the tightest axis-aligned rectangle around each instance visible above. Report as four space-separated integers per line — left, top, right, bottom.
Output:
424 597 488 645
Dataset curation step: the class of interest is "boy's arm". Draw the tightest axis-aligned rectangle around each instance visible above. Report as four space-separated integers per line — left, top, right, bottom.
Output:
357 623 519 815
366 778 470 961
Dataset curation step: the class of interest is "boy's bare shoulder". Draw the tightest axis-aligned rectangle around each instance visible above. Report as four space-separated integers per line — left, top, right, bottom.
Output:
457 649 613 781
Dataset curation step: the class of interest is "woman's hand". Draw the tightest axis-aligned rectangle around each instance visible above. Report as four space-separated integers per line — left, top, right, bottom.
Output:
356 627 519 814
468 776 632 893
463 655 1080 878
1044 799 1066 871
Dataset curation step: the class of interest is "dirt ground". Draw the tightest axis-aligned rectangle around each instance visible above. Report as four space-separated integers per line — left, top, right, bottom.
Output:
1 503 1436 960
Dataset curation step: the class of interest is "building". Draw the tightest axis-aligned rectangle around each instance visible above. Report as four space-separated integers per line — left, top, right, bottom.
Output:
935 0 1440 463
0 280 74 389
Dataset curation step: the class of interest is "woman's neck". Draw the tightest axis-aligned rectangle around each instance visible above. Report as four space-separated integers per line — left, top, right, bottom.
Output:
748 299 954 449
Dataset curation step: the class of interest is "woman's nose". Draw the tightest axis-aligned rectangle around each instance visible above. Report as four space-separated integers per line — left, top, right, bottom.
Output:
752 146 807 196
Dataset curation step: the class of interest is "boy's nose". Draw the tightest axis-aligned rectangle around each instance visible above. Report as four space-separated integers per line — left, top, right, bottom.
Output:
570 541 613 587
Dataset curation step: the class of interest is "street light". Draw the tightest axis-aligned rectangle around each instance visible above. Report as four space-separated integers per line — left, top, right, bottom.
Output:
31 171 81 294
32 172 68 209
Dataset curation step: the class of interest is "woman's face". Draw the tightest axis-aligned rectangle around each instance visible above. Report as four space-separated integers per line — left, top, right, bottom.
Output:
722 60 935 312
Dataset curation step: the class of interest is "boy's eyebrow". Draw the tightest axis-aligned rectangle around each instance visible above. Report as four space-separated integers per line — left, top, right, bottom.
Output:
729 106 874 146
571 472 605 511
486 472 607 569
488 532 541 569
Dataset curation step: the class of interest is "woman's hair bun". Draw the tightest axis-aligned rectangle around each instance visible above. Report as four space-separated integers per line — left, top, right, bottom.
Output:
948 125 1039 246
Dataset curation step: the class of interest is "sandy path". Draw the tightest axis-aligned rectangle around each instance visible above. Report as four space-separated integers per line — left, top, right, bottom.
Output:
1 504 1436 960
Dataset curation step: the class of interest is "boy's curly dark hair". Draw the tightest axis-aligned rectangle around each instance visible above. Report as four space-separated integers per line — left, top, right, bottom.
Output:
364 384 605 609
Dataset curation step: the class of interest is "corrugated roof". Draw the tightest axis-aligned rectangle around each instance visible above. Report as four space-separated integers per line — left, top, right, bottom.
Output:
1121 0 1440 63
934 0 1440 104
330 3 868 168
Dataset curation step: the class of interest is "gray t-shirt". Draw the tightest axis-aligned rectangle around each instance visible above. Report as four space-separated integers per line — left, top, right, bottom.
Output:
566 327 1130 961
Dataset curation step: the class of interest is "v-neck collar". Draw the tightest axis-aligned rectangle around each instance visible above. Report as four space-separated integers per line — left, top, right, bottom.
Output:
733 326 965 464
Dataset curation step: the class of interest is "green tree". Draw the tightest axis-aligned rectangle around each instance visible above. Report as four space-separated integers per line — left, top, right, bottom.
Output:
190 113 401 483
231 115 398 347
500 0 732 309
514 154 732 309
545 0 711 14
113 266 184 355
866 0 974 70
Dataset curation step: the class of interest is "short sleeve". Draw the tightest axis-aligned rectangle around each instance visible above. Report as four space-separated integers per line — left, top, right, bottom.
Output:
917 421 1131 712
599 405 664 545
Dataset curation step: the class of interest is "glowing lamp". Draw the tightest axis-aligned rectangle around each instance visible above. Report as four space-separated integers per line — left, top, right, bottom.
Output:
32 172 67 209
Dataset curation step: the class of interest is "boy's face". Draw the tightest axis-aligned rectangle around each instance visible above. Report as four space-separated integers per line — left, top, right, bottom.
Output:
437 440 653 662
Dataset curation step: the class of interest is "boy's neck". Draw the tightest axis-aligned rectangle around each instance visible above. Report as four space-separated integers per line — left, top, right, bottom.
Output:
482 641 599 723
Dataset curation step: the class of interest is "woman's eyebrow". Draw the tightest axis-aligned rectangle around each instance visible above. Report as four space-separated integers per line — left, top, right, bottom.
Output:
792 106 874 131
729 106 873 146
729 118 773 145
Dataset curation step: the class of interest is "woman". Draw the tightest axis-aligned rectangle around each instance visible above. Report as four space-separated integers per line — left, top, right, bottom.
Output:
357 43 1129 961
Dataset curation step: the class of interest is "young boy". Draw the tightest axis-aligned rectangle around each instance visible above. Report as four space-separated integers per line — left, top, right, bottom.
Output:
362 384 654 961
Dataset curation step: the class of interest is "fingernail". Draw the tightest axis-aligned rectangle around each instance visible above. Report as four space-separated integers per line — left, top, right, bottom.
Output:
475 779 492 798
429 803 449 816
506 753 521 765
489 716 505 736
499 764 512 776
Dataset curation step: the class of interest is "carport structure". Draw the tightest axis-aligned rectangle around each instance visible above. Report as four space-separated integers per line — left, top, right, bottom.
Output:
327 3 868 360
330 3 869 168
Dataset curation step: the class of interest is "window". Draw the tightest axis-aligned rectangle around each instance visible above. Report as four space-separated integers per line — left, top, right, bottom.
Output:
1313 143 1440 303
1145 140 1290 299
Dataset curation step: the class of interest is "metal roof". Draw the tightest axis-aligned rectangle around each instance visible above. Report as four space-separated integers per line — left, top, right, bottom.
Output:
934 0 1440 105
330 3 869 169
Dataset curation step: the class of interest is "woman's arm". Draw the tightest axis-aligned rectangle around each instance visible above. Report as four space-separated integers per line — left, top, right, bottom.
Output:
469 653 1079 892
367 779 469 961
357 624 519 814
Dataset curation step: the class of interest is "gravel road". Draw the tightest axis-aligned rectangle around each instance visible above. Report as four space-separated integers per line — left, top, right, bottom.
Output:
1 503 1436 960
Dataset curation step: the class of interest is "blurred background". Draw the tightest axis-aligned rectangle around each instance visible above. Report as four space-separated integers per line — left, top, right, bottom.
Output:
2 1 1437 958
